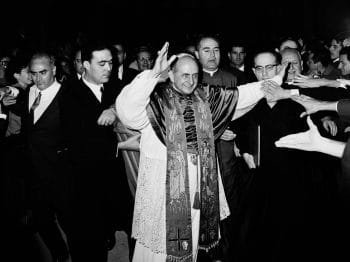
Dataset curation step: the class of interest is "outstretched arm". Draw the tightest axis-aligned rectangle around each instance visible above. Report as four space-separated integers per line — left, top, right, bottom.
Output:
116 42 176 130
232 64 290 120
291 75 342 88
291 95 338 117
275 116 346 158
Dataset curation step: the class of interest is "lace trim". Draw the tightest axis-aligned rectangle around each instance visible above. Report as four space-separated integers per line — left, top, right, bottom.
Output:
132 152 167 254
132 153 230 254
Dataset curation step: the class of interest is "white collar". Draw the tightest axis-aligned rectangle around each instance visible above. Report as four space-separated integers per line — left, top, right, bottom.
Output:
82 77 103 90
203 68 218 77
34 80 60 95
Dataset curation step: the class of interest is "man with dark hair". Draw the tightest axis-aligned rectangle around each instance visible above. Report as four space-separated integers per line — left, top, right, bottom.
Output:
111 42 138 87
226 41 257 84
306 47 341 79
329 35 343 68
60 40 133 261
195 34 253 261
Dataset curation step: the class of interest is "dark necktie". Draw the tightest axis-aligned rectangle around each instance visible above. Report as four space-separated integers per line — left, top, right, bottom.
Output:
30 91 41 123
100 86 105 104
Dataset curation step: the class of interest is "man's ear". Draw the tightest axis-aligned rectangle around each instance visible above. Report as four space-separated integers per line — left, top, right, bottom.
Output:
227 52 231 60
168 70 174 83
195 51 199 60
83 61 90 71
277 64 282 71
252 68 257 78
52 65 56 76
13 72 19 81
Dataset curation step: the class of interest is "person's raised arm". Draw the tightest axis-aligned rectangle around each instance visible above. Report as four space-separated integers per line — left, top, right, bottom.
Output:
116 42 176 130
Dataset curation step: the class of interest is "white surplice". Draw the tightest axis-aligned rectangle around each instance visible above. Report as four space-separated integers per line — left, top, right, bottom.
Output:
116 70 282 262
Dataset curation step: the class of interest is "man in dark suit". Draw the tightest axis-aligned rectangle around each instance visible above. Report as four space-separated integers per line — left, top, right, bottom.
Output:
60 40 133 262
111 42 138 88
22 51 70 261
226 41 257 84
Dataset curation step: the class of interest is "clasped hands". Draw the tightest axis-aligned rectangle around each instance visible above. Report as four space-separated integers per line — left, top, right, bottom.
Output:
261 80 290 102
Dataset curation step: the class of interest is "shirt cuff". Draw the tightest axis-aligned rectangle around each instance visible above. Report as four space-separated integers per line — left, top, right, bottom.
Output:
272 75 283 85
0 113 7 119
290 89 300 96
337 79 347 89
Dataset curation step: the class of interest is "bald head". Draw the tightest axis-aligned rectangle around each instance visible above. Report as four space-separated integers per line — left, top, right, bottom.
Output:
279 39 299 52
172 54 198 72
169 54 199 95
280 48 302 62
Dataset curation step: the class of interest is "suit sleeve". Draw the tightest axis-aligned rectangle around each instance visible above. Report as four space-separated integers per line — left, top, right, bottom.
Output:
337 99 350 123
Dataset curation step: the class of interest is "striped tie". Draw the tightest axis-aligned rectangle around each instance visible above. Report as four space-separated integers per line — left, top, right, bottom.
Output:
30 91 41 123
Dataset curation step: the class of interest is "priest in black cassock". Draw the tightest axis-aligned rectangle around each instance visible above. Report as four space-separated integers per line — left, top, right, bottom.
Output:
194 34 252 261
239 49 334 262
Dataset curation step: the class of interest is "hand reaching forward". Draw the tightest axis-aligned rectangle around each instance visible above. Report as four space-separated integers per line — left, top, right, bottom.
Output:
291 95 333 118
151 42 177 78
0 90 5 101
322 118 338 136
277 62 288 80
262 80 289 102
291 75 325 88
275 116 323 152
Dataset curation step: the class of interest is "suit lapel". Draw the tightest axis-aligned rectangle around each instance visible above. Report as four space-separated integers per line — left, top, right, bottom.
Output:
79 79 102 107
33 85 62 126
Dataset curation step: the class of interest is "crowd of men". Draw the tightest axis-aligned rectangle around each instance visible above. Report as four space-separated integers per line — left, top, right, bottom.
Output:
1 31 350 262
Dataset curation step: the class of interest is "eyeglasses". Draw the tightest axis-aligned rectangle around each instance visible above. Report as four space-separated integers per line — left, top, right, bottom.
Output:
254 64 277 73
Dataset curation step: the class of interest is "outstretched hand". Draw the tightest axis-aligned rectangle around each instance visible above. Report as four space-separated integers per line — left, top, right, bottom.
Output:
262 80 289 102
277 62 288 80
292 95 325 118
151 42 177 78
275 116 323 152
291 75 324 88
0 90 5 101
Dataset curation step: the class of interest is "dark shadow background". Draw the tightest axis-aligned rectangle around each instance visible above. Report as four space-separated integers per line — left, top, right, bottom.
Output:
2 0 350 52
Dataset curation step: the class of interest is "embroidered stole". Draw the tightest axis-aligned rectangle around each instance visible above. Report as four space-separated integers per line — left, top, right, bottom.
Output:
165 89 219 262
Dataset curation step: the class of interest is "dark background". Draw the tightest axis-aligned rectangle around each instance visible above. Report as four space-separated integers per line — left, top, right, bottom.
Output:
2 0 350 51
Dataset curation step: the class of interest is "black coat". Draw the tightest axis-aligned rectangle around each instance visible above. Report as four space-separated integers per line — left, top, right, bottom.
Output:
59 78 132 239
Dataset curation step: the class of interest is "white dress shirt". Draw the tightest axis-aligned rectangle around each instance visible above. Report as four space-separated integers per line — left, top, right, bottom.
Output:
118 64 124 80
82 77 103 102
29 80 61 124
